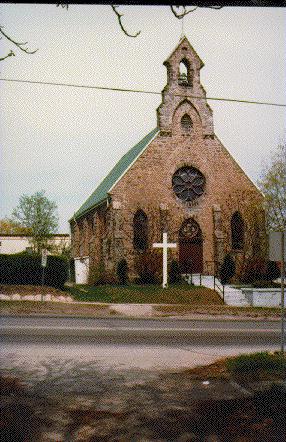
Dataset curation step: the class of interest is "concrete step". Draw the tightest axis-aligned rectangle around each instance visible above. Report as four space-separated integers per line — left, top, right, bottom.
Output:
185 273 251 306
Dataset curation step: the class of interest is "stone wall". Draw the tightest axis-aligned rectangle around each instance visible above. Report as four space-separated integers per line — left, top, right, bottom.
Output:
108 133 264 278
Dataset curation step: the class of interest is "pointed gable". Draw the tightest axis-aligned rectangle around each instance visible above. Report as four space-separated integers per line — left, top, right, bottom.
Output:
164 36 204 70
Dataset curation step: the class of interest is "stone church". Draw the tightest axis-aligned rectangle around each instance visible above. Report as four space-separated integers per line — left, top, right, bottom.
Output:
70 37 265 284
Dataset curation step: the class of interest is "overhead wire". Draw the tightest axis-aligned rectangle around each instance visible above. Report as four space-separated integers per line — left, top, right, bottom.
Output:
0 77 285 108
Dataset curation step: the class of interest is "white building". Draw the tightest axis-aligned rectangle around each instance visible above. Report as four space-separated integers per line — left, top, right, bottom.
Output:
0 234 70 255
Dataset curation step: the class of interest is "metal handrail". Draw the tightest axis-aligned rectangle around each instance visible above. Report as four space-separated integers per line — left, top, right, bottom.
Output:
214 277 225 302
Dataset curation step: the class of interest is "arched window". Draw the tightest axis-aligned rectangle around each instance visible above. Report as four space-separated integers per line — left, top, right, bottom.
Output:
181 114 192 133
231 212 245 250
133 210 148 251
178 59 192 86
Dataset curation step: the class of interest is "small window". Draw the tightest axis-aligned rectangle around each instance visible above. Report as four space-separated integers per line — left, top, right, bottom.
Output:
231 212 245 250
181 114 192 133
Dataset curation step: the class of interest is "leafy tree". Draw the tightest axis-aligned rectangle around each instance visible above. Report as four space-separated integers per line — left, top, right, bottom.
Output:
221 188 267 281
0 217 30 234
11 190 59 254
258 140 286 231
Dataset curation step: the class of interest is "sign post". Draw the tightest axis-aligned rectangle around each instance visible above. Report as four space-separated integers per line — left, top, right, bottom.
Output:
41 249 47 302
269 231 285 355
153 232 177 288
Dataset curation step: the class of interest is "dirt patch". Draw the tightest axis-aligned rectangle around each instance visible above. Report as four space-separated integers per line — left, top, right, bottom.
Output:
0 284 67 296
0 300 111 316
155 304 281 318
1 369 285 442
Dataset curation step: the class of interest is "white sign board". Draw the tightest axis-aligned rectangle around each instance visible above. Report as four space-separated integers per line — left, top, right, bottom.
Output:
74 257 89 284
269 231 286 261
41 249 48 267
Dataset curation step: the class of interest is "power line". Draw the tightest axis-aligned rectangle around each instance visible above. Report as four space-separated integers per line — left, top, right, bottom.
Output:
0 77 285 107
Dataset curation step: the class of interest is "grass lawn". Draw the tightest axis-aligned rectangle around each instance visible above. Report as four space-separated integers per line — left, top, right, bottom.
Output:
67 283 224 304
185 351 286 381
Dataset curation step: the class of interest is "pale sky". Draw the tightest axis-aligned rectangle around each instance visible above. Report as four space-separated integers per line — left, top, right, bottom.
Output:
0 5 285 232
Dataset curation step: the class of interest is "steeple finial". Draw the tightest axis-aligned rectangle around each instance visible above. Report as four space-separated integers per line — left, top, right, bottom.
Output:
180 15 185 40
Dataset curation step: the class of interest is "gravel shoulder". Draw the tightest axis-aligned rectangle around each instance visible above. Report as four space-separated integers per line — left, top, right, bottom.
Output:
0 299 281 321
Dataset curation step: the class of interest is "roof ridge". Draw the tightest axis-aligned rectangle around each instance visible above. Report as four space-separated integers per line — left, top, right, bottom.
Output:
71 128 159 221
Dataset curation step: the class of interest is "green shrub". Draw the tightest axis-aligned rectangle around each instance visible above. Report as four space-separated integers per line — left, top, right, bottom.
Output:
219 254 236 285
89 261 118 285
117 259 128 285
89 261 105 285
45 255 69 289
241 258 267 284
169 259 181 284
226 352 286 375
241 259 280 284
134 250 162 284
265 260 281 281
0 253 68 289
69 258 75 282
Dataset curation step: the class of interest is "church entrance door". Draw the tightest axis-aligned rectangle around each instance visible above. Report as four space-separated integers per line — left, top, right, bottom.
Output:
179 219 203 273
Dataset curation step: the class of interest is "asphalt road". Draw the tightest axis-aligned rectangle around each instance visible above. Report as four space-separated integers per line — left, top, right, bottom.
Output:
0 315 283 372
0 315 282 346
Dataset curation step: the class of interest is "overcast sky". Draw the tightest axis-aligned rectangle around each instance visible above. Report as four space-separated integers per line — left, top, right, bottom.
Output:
0 5 285 232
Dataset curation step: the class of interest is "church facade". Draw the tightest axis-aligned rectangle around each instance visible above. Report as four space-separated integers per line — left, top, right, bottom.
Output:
70 37 265 284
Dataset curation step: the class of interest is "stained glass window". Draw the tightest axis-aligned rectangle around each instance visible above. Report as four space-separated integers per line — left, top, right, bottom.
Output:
172 166 205 202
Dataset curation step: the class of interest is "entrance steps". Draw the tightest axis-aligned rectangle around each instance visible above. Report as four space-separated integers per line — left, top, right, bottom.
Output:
183 273 250 307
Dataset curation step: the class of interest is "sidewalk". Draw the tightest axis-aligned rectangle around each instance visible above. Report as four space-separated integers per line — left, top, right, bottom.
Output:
0 299 281 321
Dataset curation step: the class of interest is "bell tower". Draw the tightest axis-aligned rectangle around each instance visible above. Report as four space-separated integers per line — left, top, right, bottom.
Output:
157 36 214 138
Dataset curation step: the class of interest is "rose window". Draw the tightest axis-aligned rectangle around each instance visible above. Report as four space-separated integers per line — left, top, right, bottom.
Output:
179 219 201 240
172 166 205 202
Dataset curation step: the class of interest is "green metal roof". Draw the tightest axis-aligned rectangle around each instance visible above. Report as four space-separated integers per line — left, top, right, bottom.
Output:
72 127 158 220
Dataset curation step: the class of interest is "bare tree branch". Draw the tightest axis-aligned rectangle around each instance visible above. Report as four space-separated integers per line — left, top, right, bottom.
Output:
56 3 69 10
170 5 223 19
111 5 141 38
204 5 224 9
0 49 15 61
0 26 38 55
170 6 198 19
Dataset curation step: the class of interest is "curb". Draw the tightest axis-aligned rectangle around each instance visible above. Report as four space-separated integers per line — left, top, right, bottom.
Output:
0 312 281 322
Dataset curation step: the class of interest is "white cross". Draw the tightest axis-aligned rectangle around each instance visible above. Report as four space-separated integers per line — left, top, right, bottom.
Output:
153 232 177 288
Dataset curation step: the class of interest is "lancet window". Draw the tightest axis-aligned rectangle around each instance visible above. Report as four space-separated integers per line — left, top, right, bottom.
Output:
181 114 193 133
231 211 245 250
133 210 148 251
